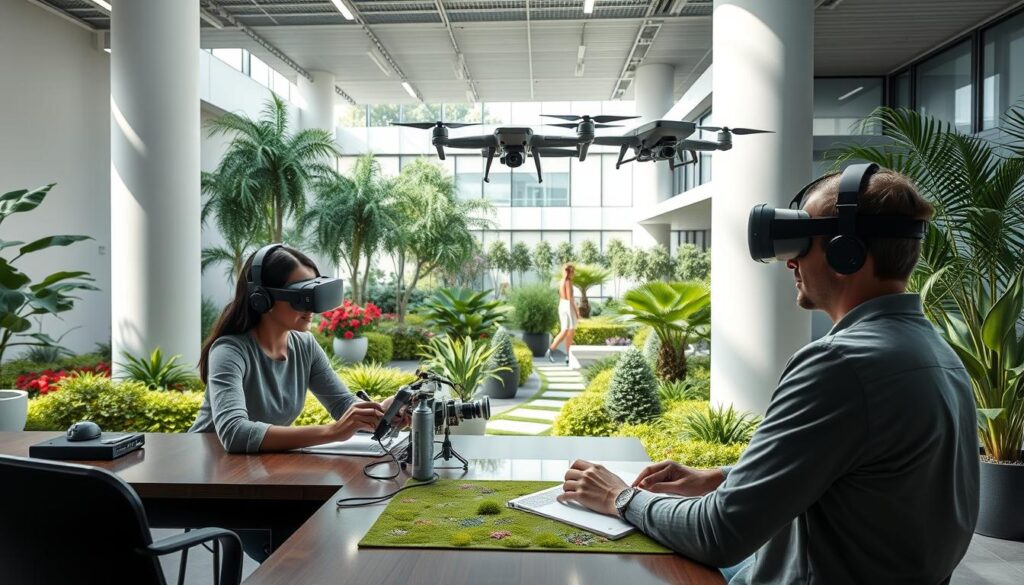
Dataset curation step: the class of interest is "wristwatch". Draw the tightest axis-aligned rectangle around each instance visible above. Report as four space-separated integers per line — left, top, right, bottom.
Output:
614 487 640 518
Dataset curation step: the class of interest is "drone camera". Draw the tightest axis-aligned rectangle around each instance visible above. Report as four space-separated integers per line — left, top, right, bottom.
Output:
503 147 526 168
658 146 677 160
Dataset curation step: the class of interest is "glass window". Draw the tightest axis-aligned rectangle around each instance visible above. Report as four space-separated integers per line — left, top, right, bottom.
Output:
511 102 542 127
813 77 884 134
602 154 632 206
368 105 401 127
916 40 973 133
337 105 367 128
484 102 511 126
484 169 511 206
570 156 601 206
454 155 483 200
444 103 482 123
511 157 569 207
271 70 290 99
249 55 271 87
212 48 243 71
982 11 1024 130
402 103 442 123
892 70 912 109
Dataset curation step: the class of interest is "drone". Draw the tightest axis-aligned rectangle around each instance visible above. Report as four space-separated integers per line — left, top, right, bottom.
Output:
393 115 770 183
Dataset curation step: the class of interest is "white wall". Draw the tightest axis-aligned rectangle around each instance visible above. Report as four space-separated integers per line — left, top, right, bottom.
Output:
0 0 112 358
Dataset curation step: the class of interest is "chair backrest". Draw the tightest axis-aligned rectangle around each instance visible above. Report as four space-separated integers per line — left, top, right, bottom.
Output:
0 455 166 585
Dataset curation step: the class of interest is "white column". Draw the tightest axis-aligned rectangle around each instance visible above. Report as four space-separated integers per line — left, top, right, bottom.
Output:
710 0 814 415
632 63 675 249
298 71 339 279
111 0 200 374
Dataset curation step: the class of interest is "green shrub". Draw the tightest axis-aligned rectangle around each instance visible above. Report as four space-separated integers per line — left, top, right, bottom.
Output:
683 403 761 444
512 342 533 386
418 288 510 339
487 328 517 369
533 532 568 548
384 325 432 360
339 363 417 402
293 393 334 426
0 353 109 389
632 326 652 348
586 369 615 394
658 379 704 403
509 284 559 334
555 316 637 346
502 536 530 548
642 330 661 368
25 374 202 432
552 391 618 437
605 348 661 424
477 500 502 515
581 355 620 383
450 532 472 547
117 347 197 391
363 331 394 364
615 422 745 467
311 324 332 356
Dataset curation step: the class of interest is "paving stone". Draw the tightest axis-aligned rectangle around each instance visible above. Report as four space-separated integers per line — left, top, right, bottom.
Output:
548 383 586 390
529 399 568 409
544 391 584 398
487 420 551 435
509 408 561 422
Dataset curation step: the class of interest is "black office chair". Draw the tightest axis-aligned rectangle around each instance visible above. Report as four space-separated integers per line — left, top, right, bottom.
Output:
0 455 242 585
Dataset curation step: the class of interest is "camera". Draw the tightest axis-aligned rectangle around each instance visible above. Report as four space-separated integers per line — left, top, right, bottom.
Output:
372 370 491 442
657 145 677 160
502 147 526 168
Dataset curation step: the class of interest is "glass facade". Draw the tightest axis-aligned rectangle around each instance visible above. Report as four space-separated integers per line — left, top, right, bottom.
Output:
983 11 1024 129
916 40 973 133
207 48 300 104
813 77 884 134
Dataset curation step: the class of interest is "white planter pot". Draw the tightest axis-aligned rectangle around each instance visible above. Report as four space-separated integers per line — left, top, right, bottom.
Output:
448 416 487 436
0 390 28 431
333 336 369 364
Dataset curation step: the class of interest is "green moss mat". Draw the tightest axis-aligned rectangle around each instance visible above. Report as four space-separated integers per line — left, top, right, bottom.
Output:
359 479 671 554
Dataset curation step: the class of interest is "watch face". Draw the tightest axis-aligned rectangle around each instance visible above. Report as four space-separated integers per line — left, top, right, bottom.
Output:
615 488 635 509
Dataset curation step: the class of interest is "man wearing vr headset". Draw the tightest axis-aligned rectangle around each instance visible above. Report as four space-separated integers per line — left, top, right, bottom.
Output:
558 164 979 584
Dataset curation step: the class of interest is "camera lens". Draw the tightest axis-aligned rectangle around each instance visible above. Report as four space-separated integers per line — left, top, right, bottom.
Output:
658 146 676 159
458 396 491 420
505 150 524 168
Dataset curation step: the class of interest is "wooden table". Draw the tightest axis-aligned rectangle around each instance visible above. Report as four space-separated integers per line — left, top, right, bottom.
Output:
0 432 724 585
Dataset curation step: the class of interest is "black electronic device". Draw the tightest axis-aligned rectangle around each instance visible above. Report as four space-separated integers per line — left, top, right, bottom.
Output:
247 243 345 314
370 369 490 442
30 431 145 461
67 420 101 442
747 163 927 274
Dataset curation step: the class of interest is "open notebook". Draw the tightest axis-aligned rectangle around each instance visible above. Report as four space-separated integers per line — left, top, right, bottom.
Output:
506 469 638 539
297 431 409 457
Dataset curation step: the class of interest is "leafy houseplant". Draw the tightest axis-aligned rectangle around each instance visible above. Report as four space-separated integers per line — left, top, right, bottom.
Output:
320 301 383 363
482 328 519 399
508 284 559 356
419 336 508 435
615 281 710 382
418 288 510 340
835 105 1024 539
117 348 196 391
337 363 417 402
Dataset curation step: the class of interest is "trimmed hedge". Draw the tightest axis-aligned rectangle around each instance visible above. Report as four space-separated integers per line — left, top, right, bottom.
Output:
632 327 653 349
381 325 432 360
363 331 394 364
293 394 334 427
551 369 615 437
581 355 620 383
614 423 746 468
552 316 637 346
511 338 533 386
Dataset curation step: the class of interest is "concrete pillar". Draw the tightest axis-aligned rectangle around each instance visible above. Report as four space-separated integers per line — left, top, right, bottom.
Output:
632 63 675 249
298 71 340 279
111 0 200 373
710 0 814 415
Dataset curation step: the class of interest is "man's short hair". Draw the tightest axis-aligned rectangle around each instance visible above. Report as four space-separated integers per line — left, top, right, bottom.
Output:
807 169 935 281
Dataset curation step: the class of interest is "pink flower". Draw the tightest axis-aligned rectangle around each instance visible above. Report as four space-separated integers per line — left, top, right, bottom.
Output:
343 331 354 340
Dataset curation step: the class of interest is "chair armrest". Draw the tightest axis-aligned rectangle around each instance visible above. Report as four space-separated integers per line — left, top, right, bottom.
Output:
146 527 243 585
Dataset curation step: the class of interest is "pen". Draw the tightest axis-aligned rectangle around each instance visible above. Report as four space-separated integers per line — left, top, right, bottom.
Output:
355 390 373 402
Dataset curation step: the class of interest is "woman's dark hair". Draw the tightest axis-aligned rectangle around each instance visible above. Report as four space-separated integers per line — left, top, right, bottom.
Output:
199 245 319 383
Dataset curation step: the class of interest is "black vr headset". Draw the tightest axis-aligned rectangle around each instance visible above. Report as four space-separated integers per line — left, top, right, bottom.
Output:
246 243 344 314
747 163 927 275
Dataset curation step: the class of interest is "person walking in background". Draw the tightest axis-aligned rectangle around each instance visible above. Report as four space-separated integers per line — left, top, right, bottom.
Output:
546 263 579 365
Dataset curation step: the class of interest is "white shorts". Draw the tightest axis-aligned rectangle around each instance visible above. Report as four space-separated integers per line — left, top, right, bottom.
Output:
558 299 577 330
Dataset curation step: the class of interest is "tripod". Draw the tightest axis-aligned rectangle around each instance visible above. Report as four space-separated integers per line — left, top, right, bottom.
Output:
400 424 469 473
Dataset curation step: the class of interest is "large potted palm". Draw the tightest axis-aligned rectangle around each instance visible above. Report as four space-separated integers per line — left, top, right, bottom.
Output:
613 281 710 382
836 106 1024 539
418 336 508 435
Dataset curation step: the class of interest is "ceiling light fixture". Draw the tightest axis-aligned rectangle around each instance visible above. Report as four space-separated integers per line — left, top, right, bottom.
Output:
837 86 864 101
89 0 111 11
329 0 355 20
367 50 391 76
402 81 418 100
583 0 594 14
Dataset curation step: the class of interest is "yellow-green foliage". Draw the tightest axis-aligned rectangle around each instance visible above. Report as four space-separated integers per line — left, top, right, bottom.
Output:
533 532 569 548
502 536 530 548
338 363 417 402
615 422 746 468
552 391 618 437
477 500 502 515
632 326 653 348
25 373 203 432
552 316 637 345
292 393 334 426
585 369 614 394
512 342 533 386
450 532 472 547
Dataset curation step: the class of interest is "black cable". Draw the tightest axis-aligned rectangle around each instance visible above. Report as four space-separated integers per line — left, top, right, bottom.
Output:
335 473 439 508
362 436 405 481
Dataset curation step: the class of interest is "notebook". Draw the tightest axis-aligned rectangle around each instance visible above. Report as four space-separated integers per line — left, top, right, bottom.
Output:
506 469 638 539
297 431 409 457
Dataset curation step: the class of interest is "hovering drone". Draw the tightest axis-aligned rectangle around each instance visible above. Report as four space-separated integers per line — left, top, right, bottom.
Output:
393 115 770 182
593 121 772 170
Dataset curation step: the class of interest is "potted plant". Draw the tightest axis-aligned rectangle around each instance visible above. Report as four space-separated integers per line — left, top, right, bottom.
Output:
509 284 559 356
417 287 510 340
836 106 1024 539
481 328 519 399
1 183 97 430
319 301 383 364
418 335 508 435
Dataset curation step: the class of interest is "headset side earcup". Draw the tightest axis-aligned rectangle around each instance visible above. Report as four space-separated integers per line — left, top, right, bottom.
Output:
826 235 867 275
249 289 272 313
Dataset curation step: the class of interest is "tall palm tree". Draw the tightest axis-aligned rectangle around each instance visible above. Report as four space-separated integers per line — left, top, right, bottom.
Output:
562 264 611 318
204 92 338 243
300 154 395 303
615 281 710 382
835 106 1024 462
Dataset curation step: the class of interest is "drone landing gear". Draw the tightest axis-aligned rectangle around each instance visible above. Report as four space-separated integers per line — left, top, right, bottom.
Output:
483 146 496 183
532 149 544 183
433 425 469 472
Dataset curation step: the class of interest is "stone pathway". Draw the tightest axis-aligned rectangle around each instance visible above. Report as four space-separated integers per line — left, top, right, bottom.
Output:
485 361 587 436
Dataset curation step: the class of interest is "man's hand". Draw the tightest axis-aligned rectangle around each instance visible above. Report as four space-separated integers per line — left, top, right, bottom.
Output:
557 460 630 517
379 395 411 429
632 460 725 496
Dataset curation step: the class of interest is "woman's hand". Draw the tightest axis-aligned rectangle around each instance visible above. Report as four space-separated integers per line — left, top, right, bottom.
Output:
380 395 412 430
631 460 726 496
327 401 385 442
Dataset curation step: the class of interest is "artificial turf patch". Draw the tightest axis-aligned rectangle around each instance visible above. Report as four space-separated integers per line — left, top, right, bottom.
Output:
358 479 672 554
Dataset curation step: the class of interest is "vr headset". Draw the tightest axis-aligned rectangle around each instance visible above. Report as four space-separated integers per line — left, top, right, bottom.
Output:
747 163 927 274
246 243 344 313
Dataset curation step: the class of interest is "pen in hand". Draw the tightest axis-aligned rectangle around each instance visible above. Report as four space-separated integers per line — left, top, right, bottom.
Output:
355 390 373 402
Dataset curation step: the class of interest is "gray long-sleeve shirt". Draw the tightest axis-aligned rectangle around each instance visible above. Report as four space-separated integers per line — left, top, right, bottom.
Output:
623 293 979 584
189 331 357 453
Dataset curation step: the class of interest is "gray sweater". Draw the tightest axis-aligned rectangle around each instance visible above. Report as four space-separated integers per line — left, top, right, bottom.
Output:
623 293 979 584
189 331 357 453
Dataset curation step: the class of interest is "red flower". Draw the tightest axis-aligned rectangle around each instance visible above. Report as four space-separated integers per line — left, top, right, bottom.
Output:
343 331 354 340
349 319 360 328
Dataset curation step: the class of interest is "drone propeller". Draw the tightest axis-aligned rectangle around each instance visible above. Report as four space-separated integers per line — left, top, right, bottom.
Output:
696 126 773 135
547 122 621 129
391 121 480 129
541 114 639 124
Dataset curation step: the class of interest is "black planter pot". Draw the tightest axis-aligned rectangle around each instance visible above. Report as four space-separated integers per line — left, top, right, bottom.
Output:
481 368 519 399
976 456 1024 540
522 332 550 357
